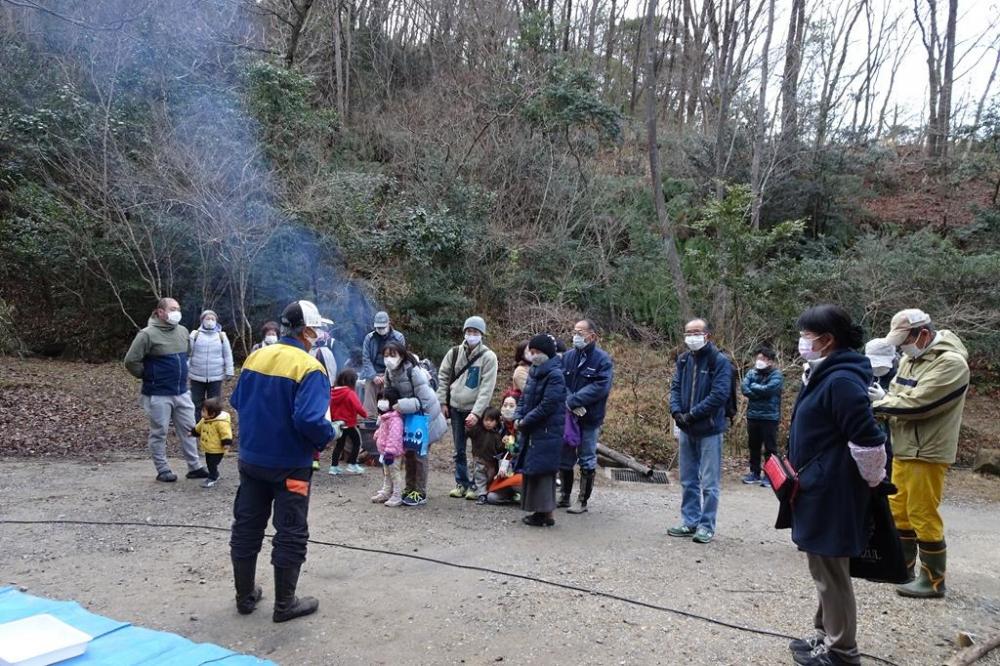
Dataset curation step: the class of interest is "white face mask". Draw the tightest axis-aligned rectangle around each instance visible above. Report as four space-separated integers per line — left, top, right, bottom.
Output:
500 406 516 421
798 336 824 361
872 366 891 377
303 328 318 348
167 310 182 325
377 399 390 412
754 359 770 370
572 334 587 349
684 335 706 352
202 318 216 329
465 334 482 347
264 334 278 344
523 351 532 363
375 326 389 336
384 356 401 371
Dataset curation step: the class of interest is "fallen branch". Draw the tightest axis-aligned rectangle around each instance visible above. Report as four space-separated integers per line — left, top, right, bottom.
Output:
597 443 654 477
944 632 1000 666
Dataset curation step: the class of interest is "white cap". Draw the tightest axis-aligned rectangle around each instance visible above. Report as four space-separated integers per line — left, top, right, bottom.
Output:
281 300 333 329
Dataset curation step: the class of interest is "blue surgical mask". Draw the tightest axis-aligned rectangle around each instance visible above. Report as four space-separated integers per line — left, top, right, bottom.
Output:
572 335 587 349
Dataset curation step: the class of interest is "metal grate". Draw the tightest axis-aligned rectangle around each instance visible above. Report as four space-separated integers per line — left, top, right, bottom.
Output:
609 468 669 484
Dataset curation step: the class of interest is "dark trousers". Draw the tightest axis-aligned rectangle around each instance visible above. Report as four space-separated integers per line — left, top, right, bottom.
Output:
747 418 779 476
450 408 472 488
230 461 312 568
190 380 222 419
331 427 362 466
206 453 224 480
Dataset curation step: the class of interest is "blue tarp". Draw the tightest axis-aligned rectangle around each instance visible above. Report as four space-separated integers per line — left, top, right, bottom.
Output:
0 587 274 665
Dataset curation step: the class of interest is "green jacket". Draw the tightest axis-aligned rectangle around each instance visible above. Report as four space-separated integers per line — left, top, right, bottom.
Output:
873 330 969 464
436 342 499 417
123 317 192 396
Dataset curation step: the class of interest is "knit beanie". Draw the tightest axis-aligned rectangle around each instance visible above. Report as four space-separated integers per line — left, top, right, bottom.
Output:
528 334 557 359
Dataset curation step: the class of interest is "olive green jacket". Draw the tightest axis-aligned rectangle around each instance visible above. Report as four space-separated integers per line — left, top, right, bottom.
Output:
873 330 969 464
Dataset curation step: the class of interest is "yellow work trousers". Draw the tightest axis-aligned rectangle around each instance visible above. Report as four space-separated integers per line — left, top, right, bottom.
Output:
890 458 949 543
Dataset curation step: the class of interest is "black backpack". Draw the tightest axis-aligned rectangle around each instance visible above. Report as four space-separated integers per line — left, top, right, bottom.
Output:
718 350 740 421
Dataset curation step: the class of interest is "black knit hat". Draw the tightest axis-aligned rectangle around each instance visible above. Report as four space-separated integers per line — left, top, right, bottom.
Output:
528 333 557 359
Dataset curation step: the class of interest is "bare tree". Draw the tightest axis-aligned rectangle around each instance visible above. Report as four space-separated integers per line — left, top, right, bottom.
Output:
750 0 775 230
644 0 692 321
914 0 958 160
779 0 806 146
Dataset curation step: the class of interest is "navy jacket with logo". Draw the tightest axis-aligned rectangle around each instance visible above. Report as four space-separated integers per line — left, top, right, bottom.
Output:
669 343 732 437
562 343 614 428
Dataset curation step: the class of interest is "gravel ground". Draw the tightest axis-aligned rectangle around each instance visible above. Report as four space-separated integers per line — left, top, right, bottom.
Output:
1 449 998 666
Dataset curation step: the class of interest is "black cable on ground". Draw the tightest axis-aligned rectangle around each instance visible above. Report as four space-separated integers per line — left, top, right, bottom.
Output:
1 518 901 666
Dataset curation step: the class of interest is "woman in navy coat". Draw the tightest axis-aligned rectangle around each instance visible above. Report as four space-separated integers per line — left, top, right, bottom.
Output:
787 305 887 666
515 334 566 527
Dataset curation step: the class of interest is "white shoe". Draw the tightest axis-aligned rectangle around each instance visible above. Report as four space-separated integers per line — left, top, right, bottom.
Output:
201 478 218 488
346 464 365 475
329 466 344 475
384 494 403 507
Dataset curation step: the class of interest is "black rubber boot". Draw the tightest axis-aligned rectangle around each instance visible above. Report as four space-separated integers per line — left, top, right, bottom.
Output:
272 565 319 623
557 469 574 508
232 558 263 615
898 529 917 582
568 468 595 514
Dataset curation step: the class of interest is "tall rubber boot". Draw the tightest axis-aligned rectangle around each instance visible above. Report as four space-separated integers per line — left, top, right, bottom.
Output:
897 541 946 599
557 469 574 508
272 565 319 622
568 468 595 514
232 558 263 615
898 529 917 582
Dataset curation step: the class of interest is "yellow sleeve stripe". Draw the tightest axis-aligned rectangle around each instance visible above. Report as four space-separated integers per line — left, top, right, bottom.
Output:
243 343 326 382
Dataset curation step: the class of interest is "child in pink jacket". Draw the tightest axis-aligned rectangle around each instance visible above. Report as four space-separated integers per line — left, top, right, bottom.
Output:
372 387 405 507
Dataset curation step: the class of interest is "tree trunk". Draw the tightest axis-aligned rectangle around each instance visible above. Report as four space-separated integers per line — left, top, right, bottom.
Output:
604 0 618 90
644 0 692 322
332 0 346 120
284 0 316 68
935 0 958 160
751 0 776 230
780 0 805 146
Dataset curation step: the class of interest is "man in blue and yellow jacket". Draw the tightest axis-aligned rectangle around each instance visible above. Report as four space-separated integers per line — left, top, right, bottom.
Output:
229 300 341 623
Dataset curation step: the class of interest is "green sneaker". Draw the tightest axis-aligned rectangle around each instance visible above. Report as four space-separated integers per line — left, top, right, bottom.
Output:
464 488 478 500
667 525 697 538
448 485 466 498
693 527 715 544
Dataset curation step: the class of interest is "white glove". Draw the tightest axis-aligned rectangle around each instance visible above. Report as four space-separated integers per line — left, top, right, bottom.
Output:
868 383 886 402
331 419 345 441
572 406 587 417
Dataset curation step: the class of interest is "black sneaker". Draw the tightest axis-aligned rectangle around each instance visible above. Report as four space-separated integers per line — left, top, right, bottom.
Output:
156 471 178 482
186 467 210 479
475 495 488 505
793 645 850 666
789 635 823 654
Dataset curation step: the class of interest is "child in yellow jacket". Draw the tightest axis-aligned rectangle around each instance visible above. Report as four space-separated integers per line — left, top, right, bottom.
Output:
191 397 233 488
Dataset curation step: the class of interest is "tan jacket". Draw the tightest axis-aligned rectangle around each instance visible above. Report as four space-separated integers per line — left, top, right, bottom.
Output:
873 330 969 464
436 343 498 416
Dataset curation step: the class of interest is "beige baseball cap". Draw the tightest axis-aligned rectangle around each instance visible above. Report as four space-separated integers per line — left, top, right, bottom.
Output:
884 309 932 347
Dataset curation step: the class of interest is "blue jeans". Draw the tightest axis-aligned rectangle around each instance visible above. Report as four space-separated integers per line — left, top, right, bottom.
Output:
450 408 472 488
560 425 599 471
678 430 723 532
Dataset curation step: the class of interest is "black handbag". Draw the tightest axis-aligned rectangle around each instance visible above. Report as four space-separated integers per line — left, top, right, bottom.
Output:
850 482 909 584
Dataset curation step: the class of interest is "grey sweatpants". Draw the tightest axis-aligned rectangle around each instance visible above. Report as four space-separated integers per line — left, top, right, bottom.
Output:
140 393 203 474
807 553 861 665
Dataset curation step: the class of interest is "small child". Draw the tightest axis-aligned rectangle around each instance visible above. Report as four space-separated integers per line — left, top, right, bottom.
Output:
469 406 505 505
372 387 405 507
489 393 522 504
191 397 233 488
328 368 369 475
